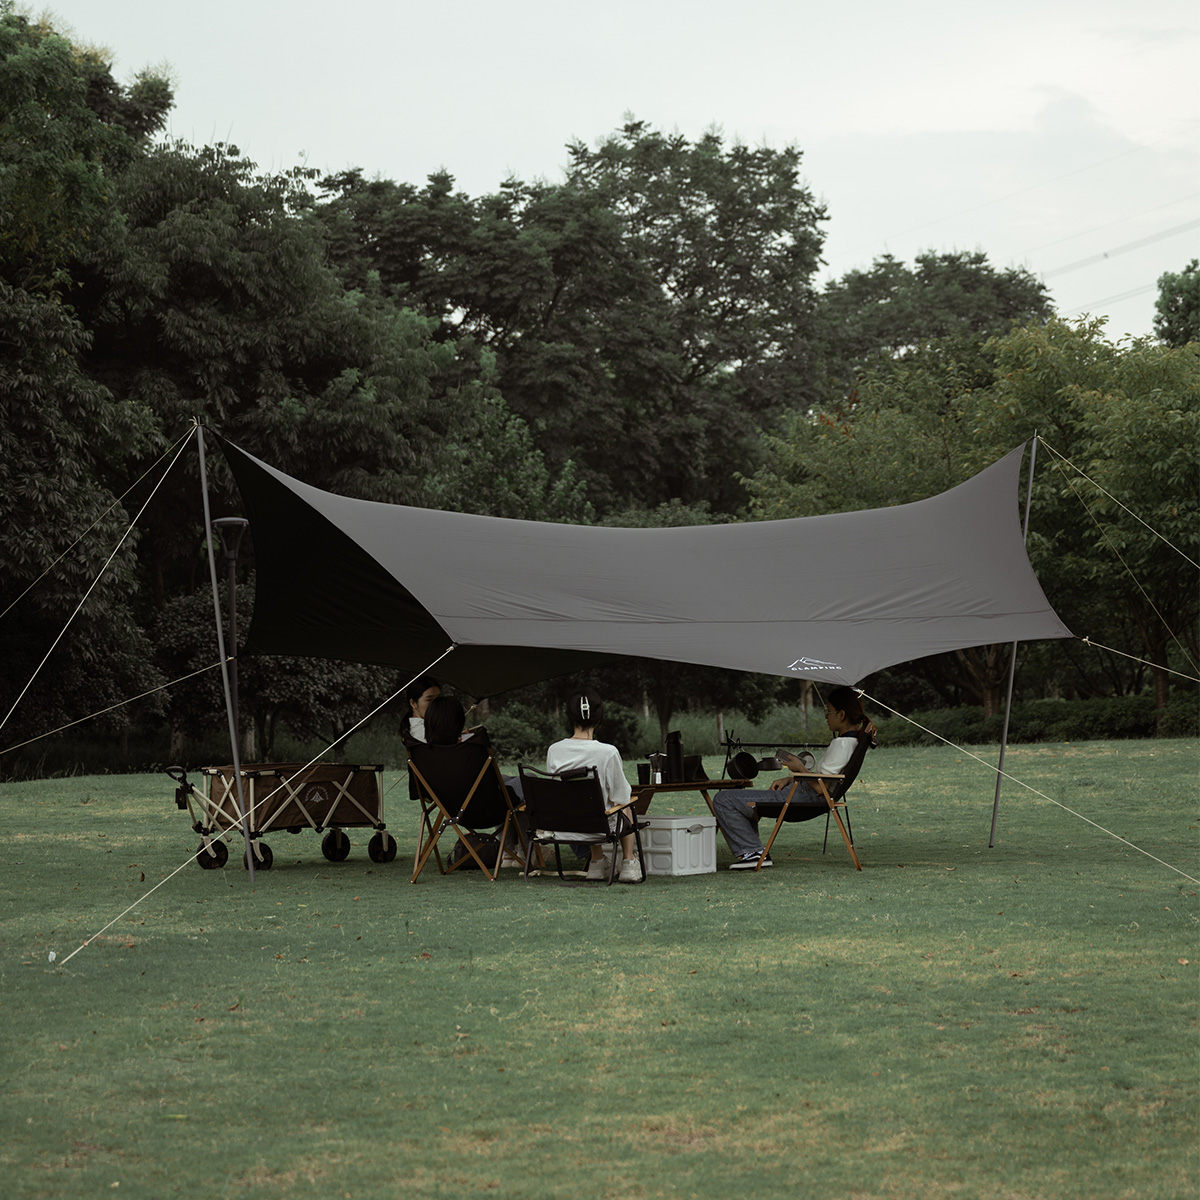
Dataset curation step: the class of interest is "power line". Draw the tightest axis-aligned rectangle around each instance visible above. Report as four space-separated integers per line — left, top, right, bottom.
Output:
839 142 1153 258
1064 284 1156 314
1042 218 1200 279
1020 191 1200 256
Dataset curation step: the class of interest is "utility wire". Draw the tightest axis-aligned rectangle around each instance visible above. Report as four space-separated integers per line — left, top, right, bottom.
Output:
838 141 1157 259
1042 218 1200 278
1065 285 1156 314
1021 192 1200 257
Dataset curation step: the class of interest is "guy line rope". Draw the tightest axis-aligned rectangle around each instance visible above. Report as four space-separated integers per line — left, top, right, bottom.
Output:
860 690 1200 888
55 649 456 967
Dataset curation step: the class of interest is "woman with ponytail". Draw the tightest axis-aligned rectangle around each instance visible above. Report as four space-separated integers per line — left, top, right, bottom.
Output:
545 690 642 884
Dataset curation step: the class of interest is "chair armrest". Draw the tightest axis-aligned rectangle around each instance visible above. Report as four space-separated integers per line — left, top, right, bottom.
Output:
604 799 638 816
787 770 844 780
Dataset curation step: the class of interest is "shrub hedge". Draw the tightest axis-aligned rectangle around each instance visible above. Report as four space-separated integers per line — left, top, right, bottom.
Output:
4 691 1194 780
872 692 1198 747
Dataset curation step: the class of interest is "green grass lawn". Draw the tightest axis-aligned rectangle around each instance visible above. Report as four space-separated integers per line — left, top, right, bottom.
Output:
2 739 1197 1199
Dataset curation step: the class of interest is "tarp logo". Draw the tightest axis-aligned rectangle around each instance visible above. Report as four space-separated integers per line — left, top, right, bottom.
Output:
787 657 841 673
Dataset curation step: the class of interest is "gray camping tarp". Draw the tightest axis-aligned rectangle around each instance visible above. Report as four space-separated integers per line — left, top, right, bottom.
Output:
222 439 1072 696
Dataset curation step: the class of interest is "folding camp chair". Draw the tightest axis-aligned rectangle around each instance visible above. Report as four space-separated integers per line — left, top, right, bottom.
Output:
517 764 648 885
409 742 525 883
750 730 874 872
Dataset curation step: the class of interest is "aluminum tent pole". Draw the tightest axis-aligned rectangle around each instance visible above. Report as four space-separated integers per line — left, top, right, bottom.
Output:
212 517 249 756
196 423 256 880
989 434 1039 848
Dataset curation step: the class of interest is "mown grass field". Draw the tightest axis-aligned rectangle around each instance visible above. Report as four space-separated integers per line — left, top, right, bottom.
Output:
1 739 1196 1199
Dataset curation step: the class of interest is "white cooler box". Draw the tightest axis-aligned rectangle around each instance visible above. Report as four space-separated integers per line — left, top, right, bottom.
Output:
640 813 717 876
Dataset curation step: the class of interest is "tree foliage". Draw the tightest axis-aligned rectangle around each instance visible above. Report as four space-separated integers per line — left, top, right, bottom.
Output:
813 251 1052 406
746 317 1199 711
0 11 584 765
317 120 828 514
1153 258 1200 348
0 13 163 752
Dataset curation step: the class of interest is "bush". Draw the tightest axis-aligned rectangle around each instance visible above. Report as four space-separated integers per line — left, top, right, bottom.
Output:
484 702 562 763
486 698 642 761
873 694 1170 747
1158 694 1199 738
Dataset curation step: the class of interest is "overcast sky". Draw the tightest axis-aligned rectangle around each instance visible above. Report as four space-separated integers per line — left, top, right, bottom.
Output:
39 0 1200 340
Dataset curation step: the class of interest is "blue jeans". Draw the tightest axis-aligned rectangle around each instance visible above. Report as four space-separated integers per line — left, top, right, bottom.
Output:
713 783 826 857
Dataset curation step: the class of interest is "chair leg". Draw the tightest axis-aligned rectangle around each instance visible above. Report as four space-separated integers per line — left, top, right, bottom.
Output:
758 782 797 870
822 805 855 855
827 802 862 870
634 824 647 881
411 810 446 883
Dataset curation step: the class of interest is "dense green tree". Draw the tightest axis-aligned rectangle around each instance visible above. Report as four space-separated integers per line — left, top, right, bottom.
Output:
318 121 827 514
151 583 400 761
1153 259 1200 348
813 251 1052 406
973 321 1199 709
0 12 163 754
69 140 588 599
746 318 1199 712
1 11 585 764
0 11 170 293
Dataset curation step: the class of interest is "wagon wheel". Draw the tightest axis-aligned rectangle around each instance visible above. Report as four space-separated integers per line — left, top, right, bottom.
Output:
368 831 397 864
321 829 351 862
243 842 274 871
196 839 229 869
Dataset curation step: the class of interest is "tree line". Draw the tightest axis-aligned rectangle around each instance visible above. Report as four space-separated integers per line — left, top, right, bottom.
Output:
1 10 1195 769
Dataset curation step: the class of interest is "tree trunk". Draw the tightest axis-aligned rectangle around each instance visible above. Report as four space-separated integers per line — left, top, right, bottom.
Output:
1149 637 1170 712
953 644 1009 716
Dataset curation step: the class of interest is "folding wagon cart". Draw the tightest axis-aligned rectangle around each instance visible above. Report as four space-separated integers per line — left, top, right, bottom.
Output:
167 761 395 870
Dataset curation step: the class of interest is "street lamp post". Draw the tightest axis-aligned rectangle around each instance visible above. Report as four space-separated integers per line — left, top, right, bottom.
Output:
212 517 250 758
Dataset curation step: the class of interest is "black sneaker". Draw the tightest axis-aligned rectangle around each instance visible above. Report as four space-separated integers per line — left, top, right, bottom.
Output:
729 850 772 870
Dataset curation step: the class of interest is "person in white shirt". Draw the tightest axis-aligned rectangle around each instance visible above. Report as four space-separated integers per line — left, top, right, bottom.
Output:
714 686 874 870
545 691 642 884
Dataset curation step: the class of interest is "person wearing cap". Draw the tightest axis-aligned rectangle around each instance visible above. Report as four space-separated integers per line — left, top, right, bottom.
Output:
545 690 643 884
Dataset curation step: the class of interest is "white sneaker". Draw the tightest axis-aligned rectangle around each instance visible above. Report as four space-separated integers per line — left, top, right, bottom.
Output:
585 856 612 881
618 857 643 884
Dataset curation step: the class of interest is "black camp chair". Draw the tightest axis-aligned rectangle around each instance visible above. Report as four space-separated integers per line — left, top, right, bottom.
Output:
409 742 524 883
517 764 648 886
748 730 874 872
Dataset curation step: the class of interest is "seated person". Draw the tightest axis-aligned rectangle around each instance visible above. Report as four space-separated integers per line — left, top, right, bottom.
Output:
545 691 642 885
423 694 468 746
424 695 523 862
403 677 488 748
400 675 442 746
714 686 874 871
